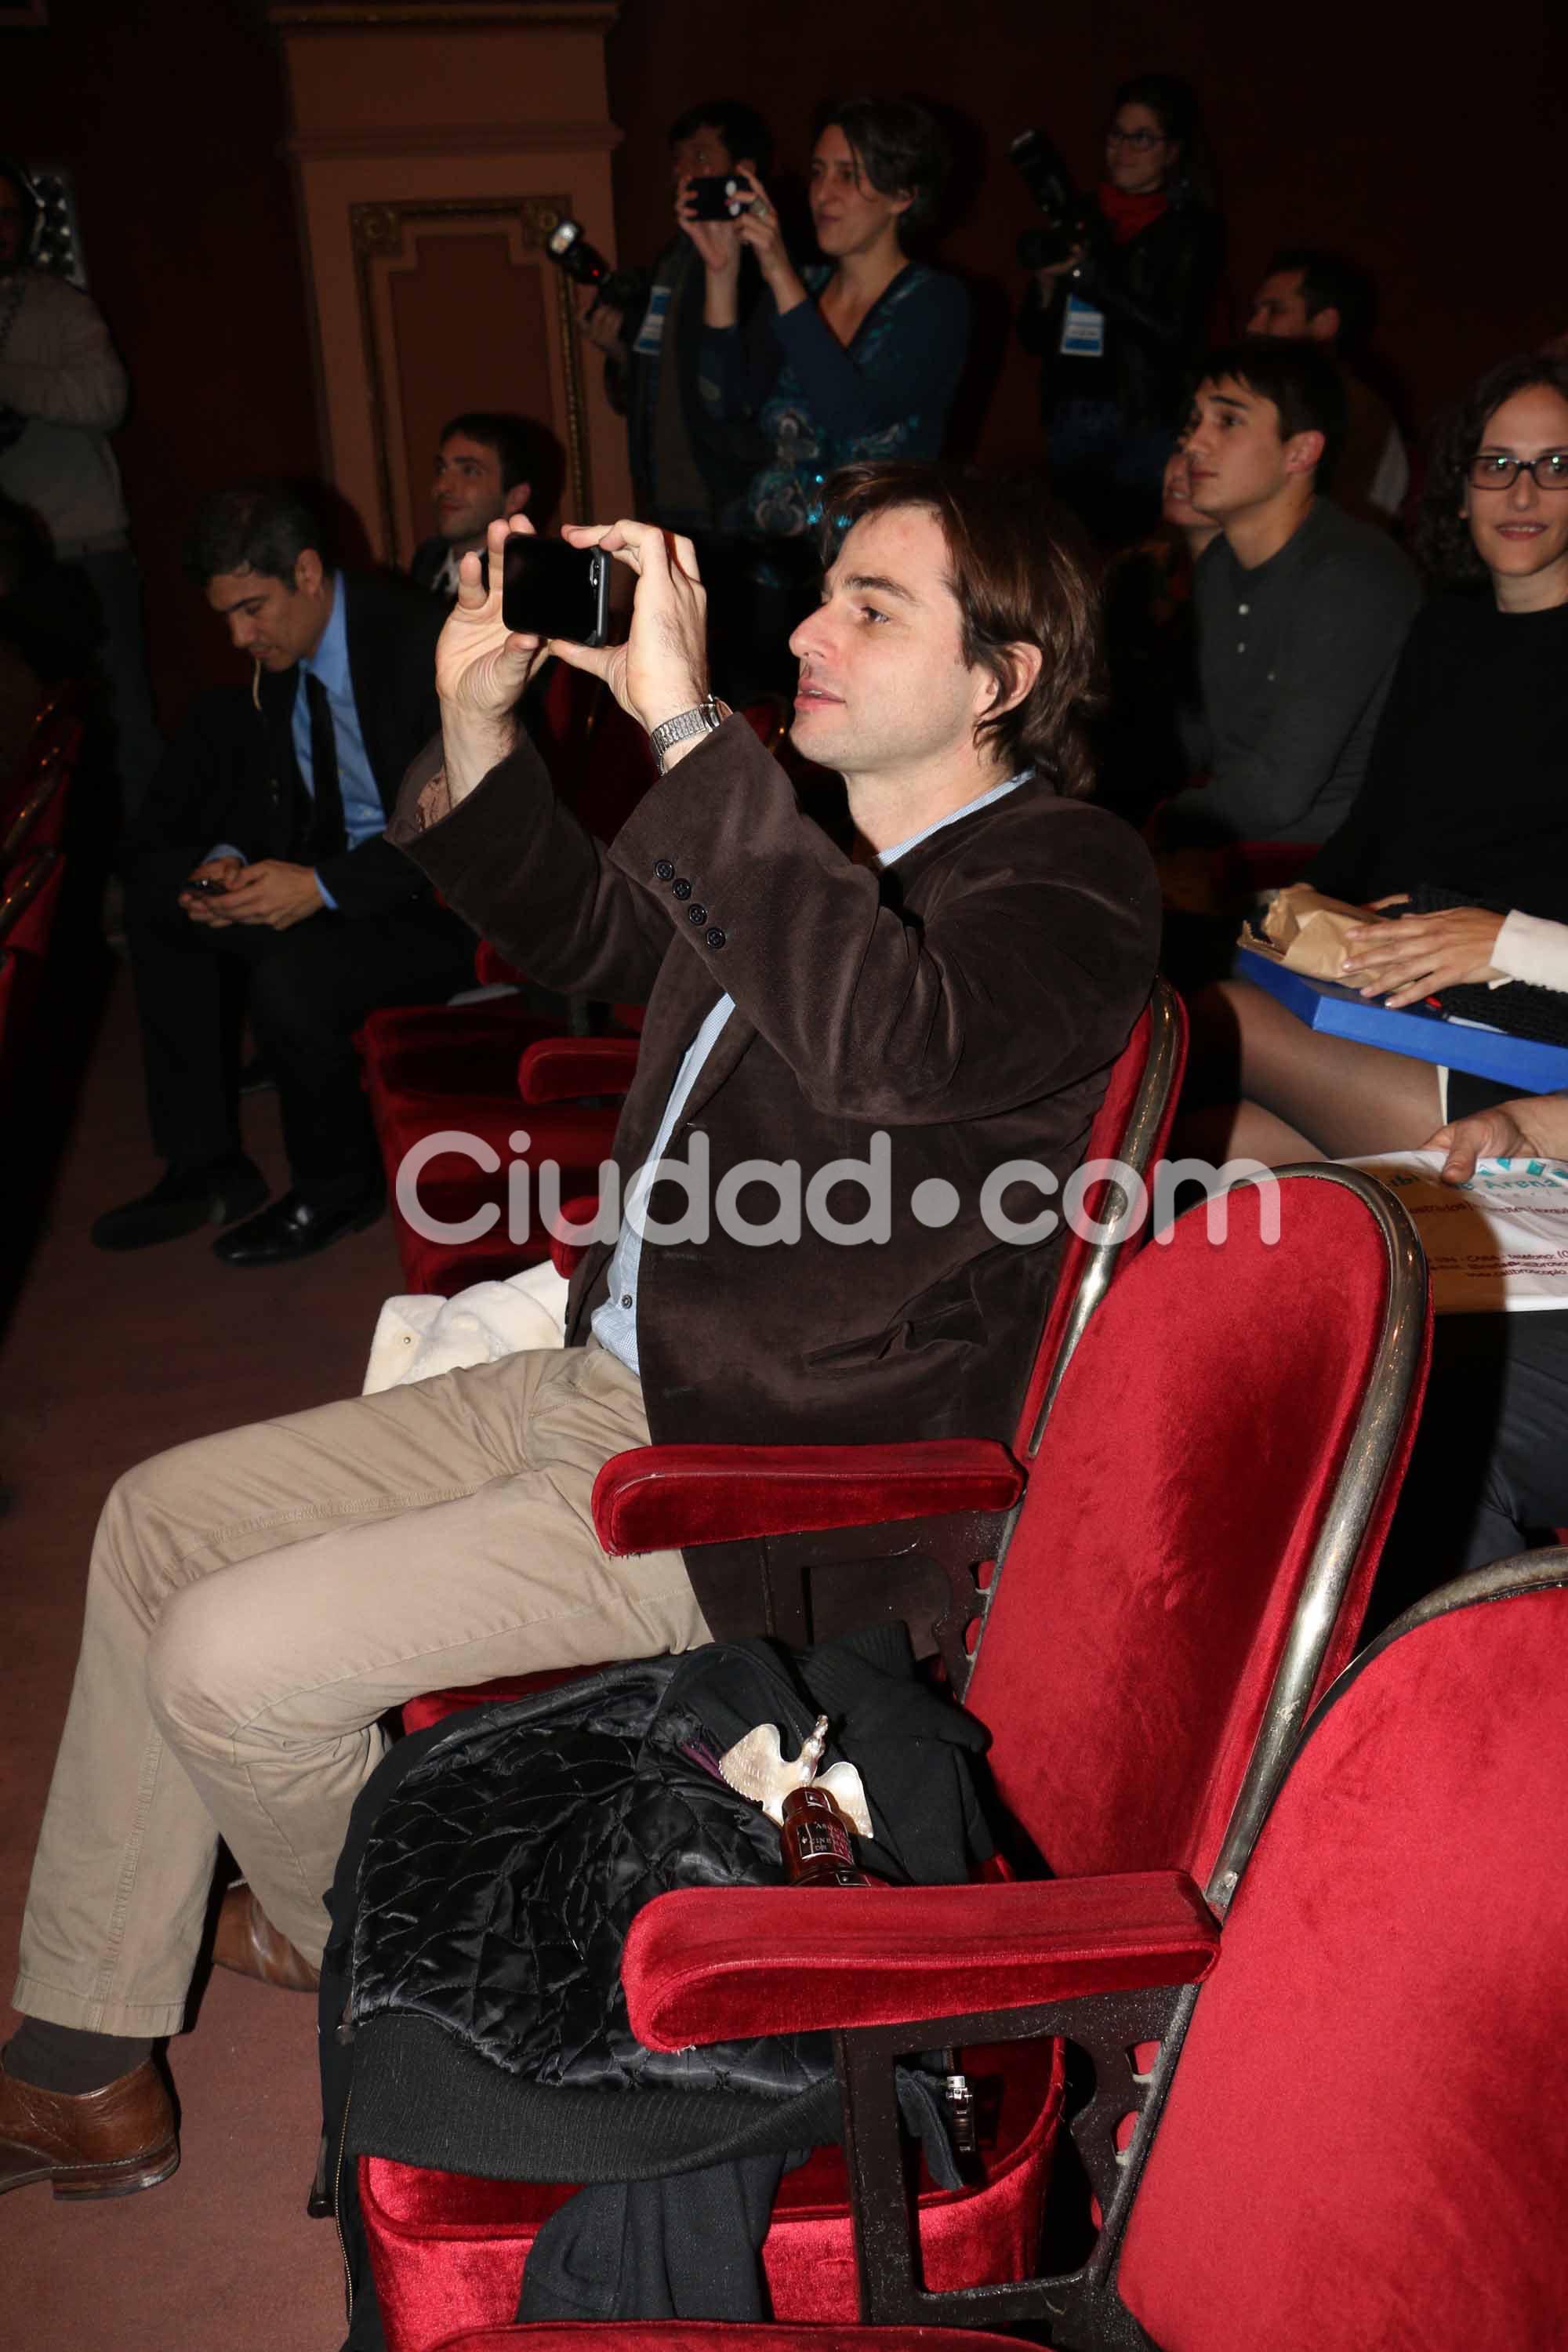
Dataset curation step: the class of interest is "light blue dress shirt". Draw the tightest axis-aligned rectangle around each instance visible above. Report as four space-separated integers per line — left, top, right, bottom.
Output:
591 770 1028 1376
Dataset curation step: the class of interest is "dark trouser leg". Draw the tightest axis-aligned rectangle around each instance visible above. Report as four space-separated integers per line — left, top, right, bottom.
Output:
1369 1310 1568 1635
124 856 248 1167
245 899 474 1207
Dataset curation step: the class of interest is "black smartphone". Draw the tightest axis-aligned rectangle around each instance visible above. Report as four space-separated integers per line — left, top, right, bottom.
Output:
502 536 611 645
688 172 753 221
183 874 231 898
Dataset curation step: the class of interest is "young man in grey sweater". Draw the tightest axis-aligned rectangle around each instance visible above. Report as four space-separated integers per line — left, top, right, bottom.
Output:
1160 338 1421 849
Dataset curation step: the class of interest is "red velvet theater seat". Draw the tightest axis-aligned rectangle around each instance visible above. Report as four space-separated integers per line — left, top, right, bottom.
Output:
382 1037 640 1298
360 1168 1430 2350
0 844 67 960
616 1557 1568 2347
1111 1553 1568 2352
365 2042 1060 2351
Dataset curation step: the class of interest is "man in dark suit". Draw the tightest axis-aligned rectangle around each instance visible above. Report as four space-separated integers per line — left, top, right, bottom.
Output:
408 412 540 600
3 464 1159 2189
95 483 474 1263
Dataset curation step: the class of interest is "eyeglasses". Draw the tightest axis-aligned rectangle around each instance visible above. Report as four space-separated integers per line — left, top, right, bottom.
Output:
1105 127 1165 151
1468 452 1568 492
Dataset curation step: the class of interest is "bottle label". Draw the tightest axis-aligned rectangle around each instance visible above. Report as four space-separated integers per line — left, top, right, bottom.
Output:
796 1815 852 1866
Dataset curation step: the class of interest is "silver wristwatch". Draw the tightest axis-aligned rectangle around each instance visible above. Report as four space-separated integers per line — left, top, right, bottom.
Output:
649 695 728 774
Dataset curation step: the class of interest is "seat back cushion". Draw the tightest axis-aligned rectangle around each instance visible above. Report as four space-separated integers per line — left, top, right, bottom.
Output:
1120 1577 1568 2350
967 1173 1408 1889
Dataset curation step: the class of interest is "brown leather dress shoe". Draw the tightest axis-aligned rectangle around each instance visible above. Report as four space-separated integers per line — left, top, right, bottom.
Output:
0 2060 179 2200
212 1882 321 1992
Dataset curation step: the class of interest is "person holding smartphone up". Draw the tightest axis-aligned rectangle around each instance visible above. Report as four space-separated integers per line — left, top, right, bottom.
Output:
682 94 970 659
575 100 773 545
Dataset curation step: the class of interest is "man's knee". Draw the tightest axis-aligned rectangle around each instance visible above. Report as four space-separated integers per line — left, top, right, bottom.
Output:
93 1445 209 1614
144 1575 262 1754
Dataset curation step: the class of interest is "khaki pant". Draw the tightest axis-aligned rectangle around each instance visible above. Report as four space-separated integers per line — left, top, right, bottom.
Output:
14 1342 706 2036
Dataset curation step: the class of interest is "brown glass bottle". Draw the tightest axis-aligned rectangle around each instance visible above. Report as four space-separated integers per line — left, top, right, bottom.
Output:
779 1782 871 1887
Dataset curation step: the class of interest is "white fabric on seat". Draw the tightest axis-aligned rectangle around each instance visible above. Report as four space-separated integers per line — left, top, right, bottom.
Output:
364 1259 569 1393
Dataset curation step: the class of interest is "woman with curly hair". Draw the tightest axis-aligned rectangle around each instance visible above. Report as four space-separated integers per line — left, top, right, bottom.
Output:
1181 350 1568 1163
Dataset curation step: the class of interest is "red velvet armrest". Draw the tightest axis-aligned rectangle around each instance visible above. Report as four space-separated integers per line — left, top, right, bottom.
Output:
624 1875 1220 2047
517 1035 641 1105
591 1439 1024 1555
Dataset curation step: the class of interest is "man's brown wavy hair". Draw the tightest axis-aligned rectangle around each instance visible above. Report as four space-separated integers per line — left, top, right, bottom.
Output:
818 462 1102 799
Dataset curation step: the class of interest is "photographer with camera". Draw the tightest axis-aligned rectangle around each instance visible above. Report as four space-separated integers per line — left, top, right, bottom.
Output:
559 101 772 695
566 101 772 543
1016 74 1221 547
680 93 968 662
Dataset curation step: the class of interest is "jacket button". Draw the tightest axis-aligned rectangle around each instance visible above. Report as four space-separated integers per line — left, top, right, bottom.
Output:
706 927 727 950
687 904 707 924
653 859 675 881
672 877 691 900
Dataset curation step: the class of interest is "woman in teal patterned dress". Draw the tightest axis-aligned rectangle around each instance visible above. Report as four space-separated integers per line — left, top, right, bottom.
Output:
683 95 971 549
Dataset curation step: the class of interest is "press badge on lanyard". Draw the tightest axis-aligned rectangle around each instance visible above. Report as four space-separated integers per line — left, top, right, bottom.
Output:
633 287 671 357
1060 293 1106 358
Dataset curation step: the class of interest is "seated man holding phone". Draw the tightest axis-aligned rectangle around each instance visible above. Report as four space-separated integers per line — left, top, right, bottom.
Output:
98 482 475 1264
2 463 1156 2195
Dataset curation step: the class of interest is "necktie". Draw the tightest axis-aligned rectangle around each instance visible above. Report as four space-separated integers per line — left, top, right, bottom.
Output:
304 670 347 861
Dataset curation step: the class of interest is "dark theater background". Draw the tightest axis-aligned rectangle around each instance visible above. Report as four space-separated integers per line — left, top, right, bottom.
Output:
10 0 1566 728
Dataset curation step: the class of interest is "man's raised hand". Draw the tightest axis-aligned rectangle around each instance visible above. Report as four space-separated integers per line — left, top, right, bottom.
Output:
550 520 710 750
437 514 545 800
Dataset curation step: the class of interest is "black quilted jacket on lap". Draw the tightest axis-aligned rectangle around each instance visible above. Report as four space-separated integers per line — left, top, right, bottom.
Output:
321 1627 994 2346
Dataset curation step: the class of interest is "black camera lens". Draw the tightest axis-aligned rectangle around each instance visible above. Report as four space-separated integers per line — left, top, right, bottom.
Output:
543 216 641 313
546 218 608 288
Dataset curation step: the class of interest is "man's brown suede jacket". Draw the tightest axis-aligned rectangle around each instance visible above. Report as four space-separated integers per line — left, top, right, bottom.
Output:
392 714 1159 1628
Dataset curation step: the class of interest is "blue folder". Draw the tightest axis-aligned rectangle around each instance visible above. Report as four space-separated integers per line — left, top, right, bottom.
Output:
1233 946 1568 1093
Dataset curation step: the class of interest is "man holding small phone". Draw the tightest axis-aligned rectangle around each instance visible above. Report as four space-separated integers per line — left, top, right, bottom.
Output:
1 466 1157 2198
575 100 771 545
96 484 474 1262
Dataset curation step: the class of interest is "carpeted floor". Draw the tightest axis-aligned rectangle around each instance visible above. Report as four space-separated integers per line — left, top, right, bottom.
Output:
0 963 412 2349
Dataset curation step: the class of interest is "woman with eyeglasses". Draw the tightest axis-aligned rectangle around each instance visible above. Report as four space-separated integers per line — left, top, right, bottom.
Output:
1018 72 1221 547
1180 352 1568 1169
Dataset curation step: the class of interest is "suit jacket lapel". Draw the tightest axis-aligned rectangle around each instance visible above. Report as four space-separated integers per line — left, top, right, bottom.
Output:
679 996 757 1121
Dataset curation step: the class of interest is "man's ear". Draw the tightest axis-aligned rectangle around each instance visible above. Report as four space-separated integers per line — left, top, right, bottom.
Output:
1283 428 1325 481
503 480 532 518
982 640 1044 723
293 547 325 597
1307 305 1341 343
